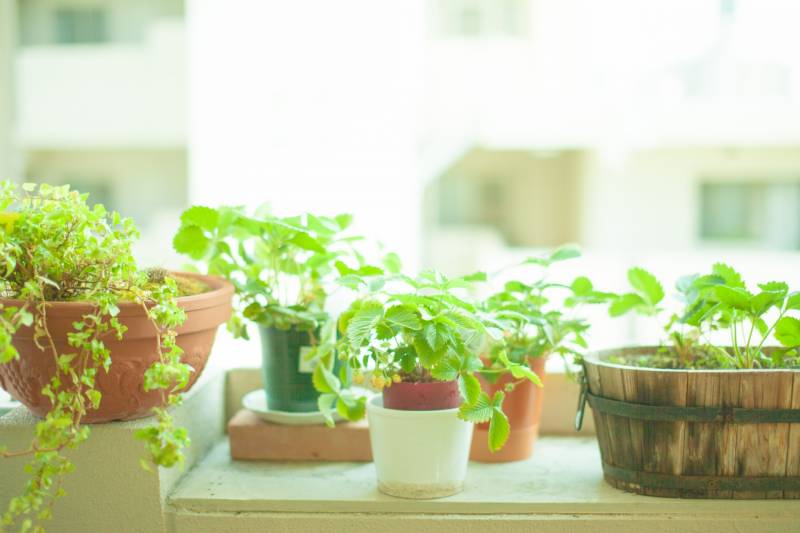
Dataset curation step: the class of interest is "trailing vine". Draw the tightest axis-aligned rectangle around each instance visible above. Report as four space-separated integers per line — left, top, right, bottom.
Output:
0 182 193 532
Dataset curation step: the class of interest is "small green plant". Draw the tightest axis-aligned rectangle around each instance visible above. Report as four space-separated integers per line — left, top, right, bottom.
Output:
173 205 395 367
608 263 800 369
313 270 540 452
0 182 193 532
482 245 612 380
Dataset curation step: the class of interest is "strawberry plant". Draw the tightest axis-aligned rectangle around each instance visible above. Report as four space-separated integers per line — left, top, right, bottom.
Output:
482 245 613 379
314 270 540 452
608 263 800 368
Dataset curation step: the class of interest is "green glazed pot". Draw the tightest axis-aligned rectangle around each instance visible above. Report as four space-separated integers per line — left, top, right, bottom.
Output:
258 325 320 412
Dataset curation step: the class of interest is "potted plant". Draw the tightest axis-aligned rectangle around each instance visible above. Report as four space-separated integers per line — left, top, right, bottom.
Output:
578 263 800 498
0 182 233 530
173 206 389 415
475 245 611 462
314 270 539 498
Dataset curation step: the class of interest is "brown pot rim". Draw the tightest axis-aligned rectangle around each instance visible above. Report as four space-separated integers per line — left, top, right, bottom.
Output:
586 345 800 374
0 272 234 316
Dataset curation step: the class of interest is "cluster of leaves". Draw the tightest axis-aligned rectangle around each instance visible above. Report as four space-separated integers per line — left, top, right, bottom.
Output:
481 245 612 380
313 270 540 452
0 182 192 532
608 263 800 369
173 206 394 338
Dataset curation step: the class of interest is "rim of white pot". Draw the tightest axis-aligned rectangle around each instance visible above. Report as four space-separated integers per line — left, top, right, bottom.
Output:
366 395 462 420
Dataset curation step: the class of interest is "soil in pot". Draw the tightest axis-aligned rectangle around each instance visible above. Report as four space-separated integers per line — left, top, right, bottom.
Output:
470 356 546 462
583 346 800 499
367 382 473 499
0 272 234 423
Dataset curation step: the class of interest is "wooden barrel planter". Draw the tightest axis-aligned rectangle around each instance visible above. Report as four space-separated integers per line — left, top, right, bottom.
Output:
577 346 800 499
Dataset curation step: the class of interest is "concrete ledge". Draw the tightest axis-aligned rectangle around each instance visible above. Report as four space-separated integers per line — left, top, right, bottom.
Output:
0 367 226 532
167 437 800 515
167 510 800 533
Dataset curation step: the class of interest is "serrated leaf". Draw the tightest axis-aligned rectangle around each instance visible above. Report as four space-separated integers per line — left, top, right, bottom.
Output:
458 392 493 423
346 301 383 348
712 263 745 289
459 373 481 405
488 404 510 452
180 206 219 231
628 267 664 306
775 316 800 347
384 305 422 331
172 225 210 260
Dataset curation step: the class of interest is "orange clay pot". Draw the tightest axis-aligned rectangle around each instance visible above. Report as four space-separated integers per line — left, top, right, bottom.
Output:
0 273 233 423
470 356 546 462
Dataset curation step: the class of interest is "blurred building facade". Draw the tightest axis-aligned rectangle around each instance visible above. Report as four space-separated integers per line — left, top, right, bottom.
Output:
5 0 187 263
3 0 800 279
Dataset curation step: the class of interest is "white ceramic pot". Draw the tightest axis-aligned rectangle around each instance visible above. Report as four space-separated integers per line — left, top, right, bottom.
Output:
366 395 473 499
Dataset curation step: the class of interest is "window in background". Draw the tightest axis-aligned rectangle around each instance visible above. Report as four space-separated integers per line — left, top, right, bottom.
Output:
54 7 107 44
700 182 800 249
437 0 528 39
432 148 580 247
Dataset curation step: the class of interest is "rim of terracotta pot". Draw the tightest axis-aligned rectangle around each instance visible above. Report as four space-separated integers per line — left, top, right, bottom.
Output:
586 345 800 374
0 272 233 314
367 395 462 419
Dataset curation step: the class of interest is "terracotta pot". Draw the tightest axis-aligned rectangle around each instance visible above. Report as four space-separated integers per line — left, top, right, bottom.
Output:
382 380 461 411
0 273 234 423
470 356 546 462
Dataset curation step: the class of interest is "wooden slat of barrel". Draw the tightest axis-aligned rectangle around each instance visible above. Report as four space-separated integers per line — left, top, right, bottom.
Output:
786 373 800 499
735 372 794 499
683 372 721 497
596 365 638 475
621 368 644 473
713 373 741 498
633 369 688 497
585 362 614 468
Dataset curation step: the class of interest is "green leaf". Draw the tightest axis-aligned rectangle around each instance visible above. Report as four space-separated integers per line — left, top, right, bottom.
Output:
488 404 510 452
334 213 353 230
609 293 646 317
712 263 745 289
786 292 800 311
548 244 581 263
627 267 664 306
180 206 219 231
775 316 800 347
458 374 481 405
172 225 210 260
317 393 337 427
413 337 445 367
382 252 402 275
570 276 593 296
289 232 325 253
713 285 752 311
346 301 383 348
312 364 340 394
458 392 493 423
384 305 422 331
336 394 366 421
